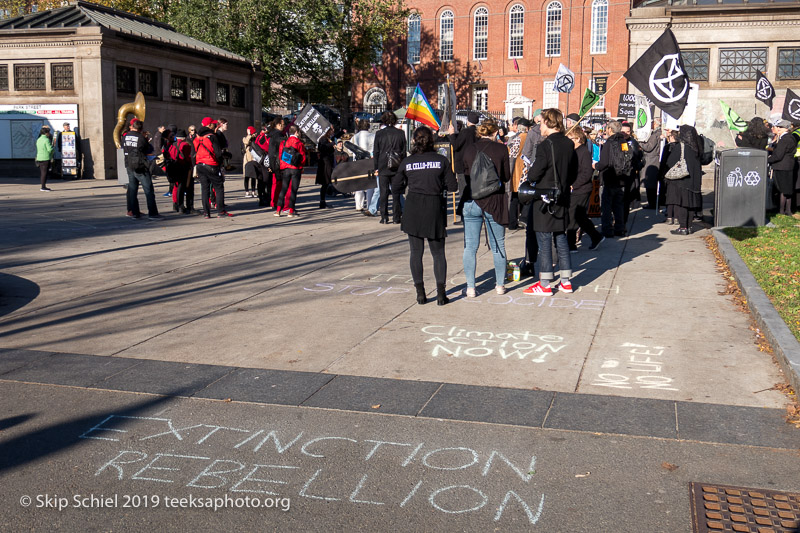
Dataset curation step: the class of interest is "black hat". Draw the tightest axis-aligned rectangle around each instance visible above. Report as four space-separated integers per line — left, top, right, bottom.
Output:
566 113 580 122
517 118 531 128
467 112 480 125
167 124 178 133
175 129 187 138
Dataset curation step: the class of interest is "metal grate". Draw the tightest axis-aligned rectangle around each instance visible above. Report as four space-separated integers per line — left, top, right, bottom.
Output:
51 63 74 90
0 65 7 90
683 49 710 82
216 82 229 105
778 47 800 80
170 75 186 99
231 86 245 108
690 482 800 532
719 48 767 81
138 69 158 96
189 78 205 102
14 64 45 90
116 65 135 93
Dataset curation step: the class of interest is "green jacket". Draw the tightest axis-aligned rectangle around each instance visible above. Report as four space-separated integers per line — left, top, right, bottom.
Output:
36 134 54 162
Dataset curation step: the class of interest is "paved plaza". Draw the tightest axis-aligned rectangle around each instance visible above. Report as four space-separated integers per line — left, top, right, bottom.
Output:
1 176 798 531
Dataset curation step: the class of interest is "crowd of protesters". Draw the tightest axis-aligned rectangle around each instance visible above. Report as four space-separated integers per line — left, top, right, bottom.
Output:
111 107 800 303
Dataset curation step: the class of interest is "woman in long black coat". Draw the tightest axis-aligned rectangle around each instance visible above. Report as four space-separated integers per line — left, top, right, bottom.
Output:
735 117 770 150
768 120 798 216
665 125 703 235
316 129 335 208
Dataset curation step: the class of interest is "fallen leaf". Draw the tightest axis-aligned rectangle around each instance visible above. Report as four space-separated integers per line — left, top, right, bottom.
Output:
371 404 381 409
661 462 679 471
575 472 590 478
224 398 232 403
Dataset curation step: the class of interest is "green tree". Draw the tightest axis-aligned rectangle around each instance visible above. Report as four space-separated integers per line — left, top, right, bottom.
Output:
308 0 410 126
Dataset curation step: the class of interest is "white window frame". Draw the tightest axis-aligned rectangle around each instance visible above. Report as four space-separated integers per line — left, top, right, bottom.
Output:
590 0 608 55
406 86 415 106
407 13 421 64
473 7 488 61
542 81 559 109
507 82 522 99
508 5 524 59
473 85 489 111
438 83 447 110
440 10 454 62
545 2 562 58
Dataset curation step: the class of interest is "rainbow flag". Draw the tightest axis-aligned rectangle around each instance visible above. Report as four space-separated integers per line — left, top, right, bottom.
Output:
405 84 441 130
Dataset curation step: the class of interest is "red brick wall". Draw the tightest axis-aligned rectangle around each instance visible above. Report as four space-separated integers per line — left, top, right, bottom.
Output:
354 0 630 119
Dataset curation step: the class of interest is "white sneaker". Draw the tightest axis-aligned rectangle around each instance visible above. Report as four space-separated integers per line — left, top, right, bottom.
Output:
466 287 477 298
495 286 507 295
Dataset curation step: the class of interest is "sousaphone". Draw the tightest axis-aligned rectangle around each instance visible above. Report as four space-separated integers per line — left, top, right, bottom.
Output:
113 91 146 148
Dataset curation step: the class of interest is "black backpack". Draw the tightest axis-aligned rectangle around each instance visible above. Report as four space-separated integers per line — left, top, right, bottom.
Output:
611 139 634 176
469 147 502 200
281 144 303 167
699 135 715 165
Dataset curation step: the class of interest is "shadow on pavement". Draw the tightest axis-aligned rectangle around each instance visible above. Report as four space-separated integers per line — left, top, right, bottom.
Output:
0 273 40 317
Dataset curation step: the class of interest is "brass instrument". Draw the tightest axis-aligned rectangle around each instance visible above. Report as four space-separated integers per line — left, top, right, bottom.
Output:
113 92 146 148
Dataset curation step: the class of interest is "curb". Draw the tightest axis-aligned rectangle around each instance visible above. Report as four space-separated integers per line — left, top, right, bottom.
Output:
712 229 800 394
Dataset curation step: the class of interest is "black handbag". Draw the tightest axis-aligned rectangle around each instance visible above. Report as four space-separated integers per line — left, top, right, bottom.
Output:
518 140 562 205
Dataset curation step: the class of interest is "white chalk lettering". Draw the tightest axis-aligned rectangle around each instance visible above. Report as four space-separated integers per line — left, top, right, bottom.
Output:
422 448 479 471
131 453 210 483
424 326 568 362
349 474 385 505
95 450 147 479
187 459 246 489
301 436 358 458
230 464 299 495
253 431 304 454
299 469 340 502
481 452 536 483
591 343 678 391
429 485 488 514
494 492 545 524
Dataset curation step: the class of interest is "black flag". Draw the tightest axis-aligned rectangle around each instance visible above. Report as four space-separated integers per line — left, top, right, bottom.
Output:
624 29 690 118
782 88 800 124
755 71 775 109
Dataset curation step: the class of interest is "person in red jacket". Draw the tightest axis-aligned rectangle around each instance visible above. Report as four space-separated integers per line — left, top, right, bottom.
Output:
276 124 307 217
193 117 232 218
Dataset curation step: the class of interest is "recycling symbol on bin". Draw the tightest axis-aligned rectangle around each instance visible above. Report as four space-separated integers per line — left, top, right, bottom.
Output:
726 167 744 188
743 170 761 186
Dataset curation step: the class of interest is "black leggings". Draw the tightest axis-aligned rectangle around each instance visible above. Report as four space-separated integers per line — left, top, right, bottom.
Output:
244 176 257 192
38 161 49 188
673 205 692 229
408 235 446 286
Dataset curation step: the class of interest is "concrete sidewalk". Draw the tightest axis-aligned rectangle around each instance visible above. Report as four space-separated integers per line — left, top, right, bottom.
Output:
0 176 789 409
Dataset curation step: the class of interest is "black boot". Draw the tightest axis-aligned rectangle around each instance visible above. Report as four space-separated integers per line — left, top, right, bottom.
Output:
415 283 427 305
436 284 449 306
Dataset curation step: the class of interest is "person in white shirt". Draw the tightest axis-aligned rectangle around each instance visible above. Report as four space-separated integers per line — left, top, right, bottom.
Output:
351 119 376 212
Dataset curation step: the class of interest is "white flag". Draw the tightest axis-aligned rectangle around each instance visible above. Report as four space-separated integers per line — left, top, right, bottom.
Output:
634 95 652 141
554 64 575 94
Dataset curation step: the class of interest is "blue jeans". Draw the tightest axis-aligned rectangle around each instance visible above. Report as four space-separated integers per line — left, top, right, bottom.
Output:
601 184 624 236
368 184 380 214
462 200 507 288
536 231 572 283
126 168 158 216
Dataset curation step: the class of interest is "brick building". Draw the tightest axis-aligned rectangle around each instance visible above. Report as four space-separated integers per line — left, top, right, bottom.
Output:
353 0 631 122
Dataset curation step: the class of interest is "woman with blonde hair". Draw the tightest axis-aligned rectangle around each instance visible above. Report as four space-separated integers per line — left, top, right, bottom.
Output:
461 117 512 297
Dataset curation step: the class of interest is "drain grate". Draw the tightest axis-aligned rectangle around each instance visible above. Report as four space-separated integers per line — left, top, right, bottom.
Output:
690 482 800 532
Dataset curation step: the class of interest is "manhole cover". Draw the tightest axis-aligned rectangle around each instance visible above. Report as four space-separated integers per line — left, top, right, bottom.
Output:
690 482 800 532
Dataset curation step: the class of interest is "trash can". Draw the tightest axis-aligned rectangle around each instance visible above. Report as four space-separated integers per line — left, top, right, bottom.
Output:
714 148 769 227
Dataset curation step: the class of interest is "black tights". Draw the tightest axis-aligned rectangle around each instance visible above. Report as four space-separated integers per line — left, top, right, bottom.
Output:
244 176 257 192
780 194 792 216
408 235 446 286
673 205 692 229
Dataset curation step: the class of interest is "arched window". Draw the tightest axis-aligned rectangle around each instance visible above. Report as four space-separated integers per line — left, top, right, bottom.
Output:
440 10 454 62
473 7 488 61
407 13 421 64
364 87 388 114
590 0 608 54
545 2 562 57
509 5 524 59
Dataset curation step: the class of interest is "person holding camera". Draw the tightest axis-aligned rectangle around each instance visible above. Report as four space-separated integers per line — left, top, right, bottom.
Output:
461 117 511 297
522 109 577 296
372 111 407 224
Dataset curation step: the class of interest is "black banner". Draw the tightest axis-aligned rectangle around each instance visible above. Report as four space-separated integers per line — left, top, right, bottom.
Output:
755 70 775 109
782 88 800 124
624 29 690 119
295 105 333 145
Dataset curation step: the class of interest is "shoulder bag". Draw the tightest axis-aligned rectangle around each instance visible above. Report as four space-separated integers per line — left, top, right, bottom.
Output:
664 143 690 180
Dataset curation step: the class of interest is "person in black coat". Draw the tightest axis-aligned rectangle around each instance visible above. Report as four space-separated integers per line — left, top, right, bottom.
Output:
768 119 797 216
372 111 407 224
450 112 479 198
523 109 577 296
397 126 458 306
316 129 335 209
566 127 604 251
665 125 703 235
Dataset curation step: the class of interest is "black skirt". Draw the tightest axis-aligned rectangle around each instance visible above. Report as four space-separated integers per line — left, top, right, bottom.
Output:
665 178 702 209
773 169 795 195
401 192 447 240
